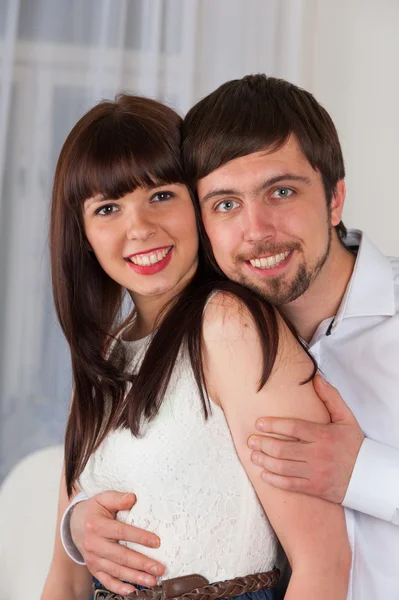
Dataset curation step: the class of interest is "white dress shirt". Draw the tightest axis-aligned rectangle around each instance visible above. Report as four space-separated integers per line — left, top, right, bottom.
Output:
60 491 86 564
61 230 399 599
309 230 399 600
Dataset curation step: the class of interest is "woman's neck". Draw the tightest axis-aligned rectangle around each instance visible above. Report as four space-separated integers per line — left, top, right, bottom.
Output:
131 304 163 340
127 261 198 340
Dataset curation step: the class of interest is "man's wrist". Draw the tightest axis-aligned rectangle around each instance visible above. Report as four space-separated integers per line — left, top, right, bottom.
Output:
60 491 88 565
343 437 399 523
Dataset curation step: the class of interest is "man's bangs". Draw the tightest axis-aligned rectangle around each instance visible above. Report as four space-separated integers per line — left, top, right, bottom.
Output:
183 99 290 185
68 120 184 206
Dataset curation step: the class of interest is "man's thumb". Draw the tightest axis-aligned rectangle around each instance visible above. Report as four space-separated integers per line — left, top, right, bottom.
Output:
313 374 355 423
95 490 137 515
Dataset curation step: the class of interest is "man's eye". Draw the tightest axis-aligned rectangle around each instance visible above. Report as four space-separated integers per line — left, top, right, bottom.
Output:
151 191 174 202
95 204 118 216
272 187 294 199
215 200 239 212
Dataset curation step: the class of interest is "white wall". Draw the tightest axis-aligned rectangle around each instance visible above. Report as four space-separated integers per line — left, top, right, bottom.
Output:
308 0 399 255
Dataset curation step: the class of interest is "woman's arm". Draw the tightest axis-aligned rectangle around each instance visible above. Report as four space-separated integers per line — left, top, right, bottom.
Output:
203 294 351 600
41 469 92 600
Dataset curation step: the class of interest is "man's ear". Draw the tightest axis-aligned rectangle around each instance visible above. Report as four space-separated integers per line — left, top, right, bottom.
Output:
330 179 346 226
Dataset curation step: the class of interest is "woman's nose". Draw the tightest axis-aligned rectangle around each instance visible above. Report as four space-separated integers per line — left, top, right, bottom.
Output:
125 211 156 241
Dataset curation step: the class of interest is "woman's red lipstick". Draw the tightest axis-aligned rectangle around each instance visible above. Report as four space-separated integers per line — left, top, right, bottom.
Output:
125 246 173 275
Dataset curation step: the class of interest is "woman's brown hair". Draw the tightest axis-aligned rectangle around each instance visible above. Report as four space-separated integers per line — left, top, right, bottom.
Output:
51 94 316 496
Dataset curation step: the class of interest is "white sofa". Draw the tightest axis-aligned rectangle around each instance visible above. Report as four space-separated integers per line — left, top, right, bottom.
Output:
0 446 64 600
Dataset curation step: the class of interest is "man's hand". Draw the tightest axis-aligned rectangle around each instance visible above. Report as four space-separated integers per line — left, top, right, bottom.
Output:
247 374 365 503
70 491 165 596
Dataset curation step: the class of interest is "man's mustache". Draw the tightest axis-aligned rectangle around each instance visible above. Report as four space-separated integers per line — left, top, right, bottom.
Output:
235 241 301 262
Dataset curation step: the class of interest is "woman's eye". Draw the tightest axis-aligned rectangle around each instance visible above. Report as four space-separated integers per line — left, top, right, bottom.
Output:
95 204 118 216
151 191 174 202
215 200 239 213
272 187 294 199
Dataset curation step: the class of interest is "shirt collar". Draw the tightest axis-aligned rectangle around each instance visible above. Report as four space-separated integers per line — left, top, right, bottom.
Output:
332 229 395 332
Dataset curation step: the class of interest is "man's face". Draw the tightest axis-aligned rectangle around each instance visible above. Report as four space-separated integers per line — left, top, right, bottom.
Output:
197 137 344 306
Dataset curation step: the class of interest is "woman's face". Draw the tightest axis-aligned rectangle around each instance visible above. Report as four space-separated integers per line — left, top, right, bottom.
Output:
83 183 198 308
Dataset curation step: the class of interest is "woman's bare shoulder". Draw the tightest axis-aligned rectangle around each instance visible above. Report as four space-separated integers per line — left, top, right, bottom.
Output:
202 290 272 343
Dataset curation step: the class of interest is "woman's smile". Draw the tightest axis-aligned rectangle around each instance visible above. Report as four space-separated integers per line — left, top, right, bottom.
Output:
125 246 173 275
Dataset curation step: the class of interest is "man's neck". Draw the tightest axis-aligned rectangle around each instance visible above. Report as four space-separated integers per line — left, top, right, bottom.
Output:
280 236 356 342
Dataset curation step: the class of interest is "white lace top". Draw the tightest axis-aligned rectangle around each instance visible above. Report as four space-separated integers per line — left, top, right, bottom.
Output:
79 334 278 581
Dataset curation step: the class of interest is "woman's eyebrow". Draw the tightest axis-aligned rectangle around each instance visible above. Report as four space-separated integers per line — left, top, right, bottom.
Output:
84 194 108 209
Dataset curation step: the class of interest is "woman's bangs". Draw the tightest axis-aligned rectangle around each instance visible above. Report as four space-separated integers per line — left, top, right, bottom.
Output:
68 118 184 207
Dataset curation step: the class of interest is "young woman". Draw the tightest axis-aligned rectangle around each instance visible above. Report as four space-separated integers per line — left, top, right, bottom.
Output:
41 95 350 600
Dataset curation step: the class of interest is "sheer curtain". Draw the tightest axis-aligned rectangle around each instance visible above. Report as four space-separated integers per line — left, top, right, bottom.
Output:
0 0 310 480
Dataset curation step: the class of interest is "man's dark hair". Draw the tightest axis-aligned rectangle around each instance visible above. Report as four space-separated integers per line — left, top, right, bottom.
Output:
183 73 346 240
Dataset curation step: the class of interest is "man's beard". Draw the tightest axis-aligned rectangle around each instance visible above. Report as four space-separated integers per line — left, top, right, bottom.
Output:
232 226 332 306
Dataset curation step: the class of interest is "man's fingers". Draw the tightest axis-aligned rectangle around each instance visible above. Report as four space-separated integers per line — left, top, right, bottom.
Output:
93 556 159 587
260 470 311 494
83 536 165 577
94 571 136 596
87 516 160 549
252 452 309 478
95 491 137 513
249 436 308 461
255 416 322 442
104 542 165 577
313 374 355 423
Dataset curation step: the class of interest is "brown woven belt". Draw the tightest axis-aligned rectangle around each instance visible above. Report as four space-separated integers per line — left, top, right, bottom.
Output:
93 569 280 600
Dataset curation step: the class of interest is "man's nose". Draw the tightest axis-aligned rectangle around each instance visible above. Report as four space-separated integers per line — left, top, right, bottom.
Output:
242 203 276 243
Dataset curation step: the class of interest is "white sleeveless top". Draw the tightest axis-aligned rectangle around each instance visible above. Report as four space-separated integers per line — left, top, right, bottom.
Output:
79 334 278 581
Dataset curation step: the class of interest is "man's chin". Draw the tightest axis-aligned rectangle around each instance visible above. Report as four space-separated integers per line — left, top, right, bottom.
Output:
253 287 299 306
233 269 311 306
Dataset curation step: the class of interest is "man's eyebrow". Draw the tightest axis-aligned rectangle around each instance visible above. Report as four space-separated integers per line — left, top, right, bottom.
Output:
255 173 312 193
200 174 311 204
200 188 238 204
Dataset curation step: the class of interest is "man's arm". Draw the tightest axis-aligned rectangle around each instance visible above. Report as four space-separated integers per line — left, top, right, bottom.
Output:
61 491 89 564
248 376 399 524
61 491 165 595
41 471 93 600
342 437 399 523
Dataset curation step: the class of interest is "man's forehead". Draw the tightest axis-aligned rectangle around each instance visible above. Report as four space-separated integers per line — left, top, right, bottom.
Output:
198 139 311 181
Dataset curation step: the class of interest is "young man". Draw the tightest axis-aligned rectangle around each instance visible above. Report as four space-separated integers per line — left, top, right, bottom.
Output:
61 75 399 599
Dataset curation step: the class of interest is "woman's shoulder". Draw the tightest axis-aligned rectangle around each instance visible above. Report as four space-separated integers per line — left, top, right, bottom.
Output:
203 290 257 341
202 291 325 425
202 289 280 345
202 289 313 381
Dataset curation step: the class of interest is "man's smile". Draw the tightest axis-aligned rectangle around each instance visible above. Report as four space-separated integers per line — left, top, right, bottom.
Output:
248 250 291 269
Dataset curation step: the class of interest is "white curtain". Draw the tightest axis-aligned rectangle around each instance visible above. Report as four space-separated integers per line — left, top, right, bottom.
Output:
0 0 310 480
